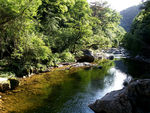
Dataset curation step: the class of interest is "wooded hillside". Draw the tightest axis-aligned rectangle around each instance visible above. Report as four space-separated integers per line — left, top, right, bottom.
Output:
120 5 141 32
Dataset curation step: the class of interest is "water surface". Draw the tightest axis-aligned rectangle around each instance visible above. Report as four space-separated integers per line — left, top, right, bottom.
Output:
3 59 149 113
22 59 129 113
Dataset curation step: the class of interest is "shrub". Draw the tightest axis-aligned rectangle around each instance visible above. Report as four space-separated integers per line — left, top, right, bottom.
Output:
60 51 75 62
0 72 15 78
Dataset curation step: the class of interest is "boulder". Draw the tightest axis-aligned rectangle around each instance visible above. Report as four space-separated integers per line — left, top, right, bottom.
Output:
71 62 97 68
0 78 19 92
89 79 150 113
107 55 114 60
76 50 94 62
0 83 10 92
9 79 19 90
97 66 103 69
93 66 103 69
98 56 103 60
93 52 103 60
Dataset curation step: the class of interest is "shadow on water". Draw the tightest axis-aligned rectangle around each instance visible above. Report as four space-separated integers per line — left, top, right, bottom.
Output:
122 59 150 79
7 58 149 113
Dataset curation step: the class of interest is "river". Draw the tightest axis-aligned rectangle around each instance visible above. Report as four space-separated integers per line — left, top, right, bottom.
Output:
1 58 149 113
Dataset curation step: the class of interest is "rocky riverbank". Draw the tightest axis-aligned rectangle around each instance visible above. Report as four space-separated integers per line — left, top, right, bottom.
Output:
0 62 99 92
0 47 129 93
89 79 150 113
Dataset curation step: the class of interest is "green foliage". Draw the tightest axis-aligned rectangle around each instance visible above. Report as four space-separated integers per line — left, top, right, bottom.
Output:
90 1 126 49
0 72 15 78
38 0 93 53
124 0 150 57
0 0 52 76
0 0 125 76
49 53 62 66
36 63 47 72
60 51 75 62
0 0 42 58
11 34 51 61
124 33 143 55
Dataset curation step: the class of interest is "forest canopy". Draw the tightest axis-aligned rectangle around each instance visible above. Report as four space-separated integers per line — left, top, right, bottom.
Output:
0 0 125 76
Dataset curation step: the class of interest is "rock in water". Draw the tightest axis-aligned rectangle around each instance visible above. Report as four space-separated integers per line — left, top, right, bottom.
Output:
89 88 132 113
97 66 103 69
108 55 114 60
0 83 10 92
76 49 94 62
89 79 150 113
9 79 19 90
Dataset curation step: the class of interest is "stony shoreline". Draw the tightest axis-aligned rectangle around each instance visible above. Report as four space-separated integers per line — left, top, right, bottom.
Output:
0 62 99 92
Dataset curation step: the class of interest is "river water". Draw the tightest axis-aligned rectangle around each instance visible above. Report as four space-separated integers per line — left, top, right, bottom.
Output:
3 58 150 113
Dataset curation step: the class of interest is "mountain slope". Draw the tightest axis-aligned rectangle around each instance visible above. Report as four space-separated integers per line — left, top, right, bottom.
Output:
120 5 141 32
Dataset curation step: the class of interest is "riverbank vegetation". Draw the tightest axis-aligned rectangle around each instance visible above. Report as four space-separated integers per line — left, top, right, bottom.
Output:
0 0 125 77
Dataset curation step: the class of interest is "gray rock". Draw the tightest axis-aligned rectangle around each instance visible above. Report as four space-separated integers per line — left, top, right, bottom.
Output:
89 79 150 113
76 50 95 62
71 62 96 67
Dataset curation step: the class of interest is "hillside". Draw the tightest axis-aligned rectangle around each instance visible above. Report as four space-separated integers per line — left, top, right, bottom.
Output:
120 5 141 32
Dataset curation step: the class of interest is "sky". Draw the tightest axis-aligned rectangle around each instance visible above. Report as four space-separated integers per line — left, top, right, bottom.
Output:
87 0 142 11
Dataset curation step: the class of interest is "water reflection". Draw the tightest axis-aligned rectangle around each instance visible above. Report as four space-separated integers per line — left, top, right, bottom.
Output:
21 59 130 113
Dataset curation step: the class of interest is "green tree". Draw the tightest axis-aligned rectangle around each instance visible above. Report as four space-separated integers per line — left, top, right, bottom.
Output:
0 0 52 76
90 1 125 48
38 0 93 53
124 0 150 57
0 0 42 58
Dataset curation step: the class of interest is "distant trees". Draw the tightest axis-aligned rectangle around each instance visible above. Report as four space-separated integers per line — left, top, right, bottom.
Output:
90 1 125 48
120 5 141 32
